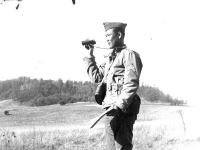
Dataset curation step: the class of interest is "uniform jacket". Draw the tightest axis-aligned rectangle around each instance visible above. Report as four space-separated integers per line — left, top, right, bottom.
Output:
83 45 143 112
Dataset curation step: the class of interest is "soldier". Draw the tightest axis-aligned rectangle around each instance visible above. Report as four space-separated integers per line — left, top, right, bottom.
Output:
83 22 143 150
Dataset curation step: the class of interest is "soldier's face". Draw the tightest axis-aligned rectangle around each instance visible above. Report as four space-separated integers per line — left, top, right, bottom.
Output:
105 29 120 49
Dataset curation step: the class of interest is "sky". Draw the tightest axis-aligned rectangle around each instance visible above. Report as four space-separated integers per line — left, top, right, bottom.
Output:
0 0 200 105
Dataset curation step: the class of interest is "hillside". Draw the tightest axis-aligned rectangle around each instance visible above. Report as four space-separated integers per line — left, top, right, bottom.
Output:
0 99 200 150
0 77 186 107
0 99 198 134
0 100 103 129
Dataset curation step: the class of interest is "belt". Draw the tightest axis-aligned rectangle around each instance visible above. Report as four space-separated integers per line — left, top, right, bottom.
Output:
107 83 123 96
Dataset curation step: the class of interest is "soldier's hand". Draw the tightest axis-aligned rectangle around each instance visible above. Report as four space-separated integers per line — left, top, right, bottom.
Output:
113 104 123 114
84 44 94 58
85 44 94 50
113 105 120 110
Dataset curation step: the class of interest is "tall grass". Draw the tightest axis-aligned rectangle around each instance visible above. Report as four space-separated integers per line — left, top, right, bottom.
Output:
0 128 106 150
1 123 199 150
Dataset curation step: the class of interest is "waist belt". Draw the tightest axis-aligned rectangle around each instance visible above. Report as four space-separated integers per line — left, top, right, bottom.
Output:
107 83 123 95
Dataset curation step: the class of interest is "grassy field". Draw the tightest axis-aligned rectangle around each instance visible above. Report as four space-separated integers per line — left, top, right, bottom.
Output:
0 99 200 150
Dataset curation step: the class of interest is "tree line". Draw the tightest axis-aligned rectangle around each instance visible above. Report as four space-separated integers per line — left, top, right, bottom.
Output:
0 77 186 106
137 85 186 105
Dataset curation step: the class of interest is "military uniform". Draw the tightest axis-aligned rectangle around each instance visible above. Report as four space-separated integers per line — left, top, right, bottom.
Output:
83 22 143 150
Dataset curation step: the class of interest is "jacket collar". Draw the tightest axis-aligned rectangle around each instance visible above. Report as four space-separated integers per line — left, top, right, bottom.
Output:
113 44 127 52
108 45 127 60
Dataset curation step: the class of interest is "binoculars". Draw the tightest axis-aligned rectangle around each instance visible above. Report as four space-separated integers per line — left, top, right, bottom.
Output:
82 39 96 46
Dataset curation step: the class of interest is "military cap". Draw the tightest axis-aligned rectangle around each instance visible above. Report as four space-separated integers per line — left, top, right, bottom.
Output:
103 22 127 31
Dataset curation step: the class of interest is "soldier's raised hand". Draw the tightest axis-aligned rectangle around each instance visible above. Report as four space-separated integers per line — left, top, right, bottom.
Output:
84 44 94 58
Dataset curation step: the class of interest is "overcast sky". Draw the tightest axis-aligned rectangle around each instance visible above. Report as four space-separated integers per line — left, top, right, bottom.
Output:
0 0 200 105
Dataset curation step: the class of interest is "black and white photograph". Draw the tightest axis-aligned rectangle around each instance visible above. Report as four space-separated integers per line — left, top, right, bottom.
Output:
0 0 200 149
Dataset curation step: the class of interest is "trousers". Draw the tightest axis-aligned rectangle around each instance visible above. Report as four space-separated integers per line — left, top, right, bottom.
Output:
105 109 136 150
